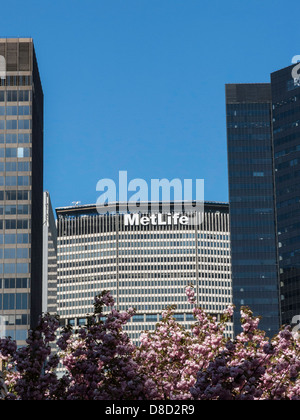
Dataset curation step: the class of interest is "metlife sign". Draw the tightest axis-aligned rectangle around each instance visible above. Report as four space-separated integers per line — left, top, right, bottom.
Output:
124 212 190 227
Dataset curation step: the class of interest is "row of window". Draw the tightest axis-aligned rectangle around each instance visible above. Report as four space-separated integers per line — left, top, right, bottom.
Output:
0 233 30 244
58 233 230 245
0 133 31 144
273 94 299 109
0 90 31 102
0 106 31 116
227 109 270 117
0 119 31 130
0 313 29 326
229 171 270 177
275 143 300 159
0 147 31 158
0 76 32 87
0 292 29 309
228 145 271 153
273 104 300 122
0 190 30 201
0 278 29 289
0 248 30 259
59 303 232 317
227 122 270 128
58 247 231 264
230 208 273 215
0 161 31 172
276 158 299 171
59 239 230 253
230 183 273 191
0 176 31 186
0 204 30 215
273 119 300 134
0 263 29 274
0 329 28 341
0 220 29 230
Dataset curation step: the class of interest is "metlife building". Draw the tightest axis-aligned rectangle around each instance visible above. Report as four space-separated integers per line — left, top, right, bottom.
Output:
56 201 233 341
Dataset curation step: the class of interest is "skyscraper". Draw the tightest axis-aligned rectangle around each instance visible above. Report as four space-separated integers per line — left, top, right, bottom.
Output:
56 201 233 342
0 39 44 345
226 83 281 337
271 64 300 326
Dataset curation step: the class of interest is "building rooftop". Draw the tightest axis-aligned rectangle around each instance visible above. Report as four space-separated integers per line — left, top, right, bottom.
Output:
56 201 229 218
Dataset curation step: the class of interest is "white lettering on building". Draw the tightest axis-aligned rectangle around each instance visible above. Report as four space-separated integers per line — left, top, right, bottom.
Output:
124 213 190 227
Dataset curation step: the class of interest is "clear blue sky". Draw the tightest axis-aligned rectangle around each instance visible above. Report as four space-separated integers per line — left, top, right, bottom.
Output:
0 0 298 210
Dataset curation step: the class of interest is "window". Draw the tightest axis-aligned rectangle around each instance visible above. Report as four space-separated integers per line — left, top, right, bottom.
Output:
15 330 27 341
6 120 17 130
18 133 31 143
5 176 17 186
7 91 18 102
16 263 29 274
6 106 18 115
18 176 30 186
6 134 17 143
5 205 16 215
17 234 29 244
18 161 30 171
16 278 29 288
4 263 16 274
5 234 16 244
18 120 31 130
6 148 17 158
3 294 15 310
18 91 30 102
4 249 16 259
17 147 30 158
18 204 29 215
18 106 30 116
5 220 16 229
6 162 17 171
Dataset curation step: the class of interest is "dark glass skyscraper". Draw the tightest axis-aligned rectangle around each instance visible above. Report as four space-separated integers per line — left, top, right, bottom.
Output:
226 84 281 337
0 39 43 345
271 64 300 326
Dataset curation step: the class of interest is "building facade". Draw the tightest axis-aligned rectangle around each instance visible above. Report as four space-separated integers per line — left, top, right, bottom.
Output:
226 83 281 337
271 64 300 326
42 191 57 315
56 202 233 342
0 39 44 345
226 63 300 336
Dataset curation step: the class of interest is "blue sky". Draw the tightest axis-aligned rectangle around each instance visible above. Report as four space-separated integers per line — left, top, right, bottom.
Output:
0 0 298 210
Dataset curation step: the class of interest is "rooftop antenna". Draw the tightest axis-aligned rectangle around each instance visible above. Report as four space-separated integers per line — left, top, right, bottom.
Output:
72 201 81 207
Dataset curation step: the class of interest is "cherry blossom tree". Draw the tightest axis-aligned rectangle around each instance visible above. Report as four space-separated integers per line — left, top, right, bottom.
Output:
135 286 233 399
57 290 157 400
0 290 156 400
0 286 299 400
190 306 300 400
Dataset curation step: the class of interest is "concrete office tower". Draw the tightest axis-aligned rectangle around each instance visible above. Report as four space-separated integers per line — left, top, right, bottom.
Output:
271 64 300 326
226 84 281 338
56 202 233 342
42 191 57 315
0 39 44 345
